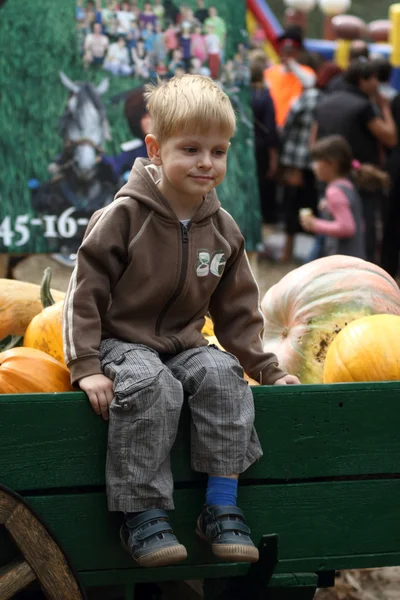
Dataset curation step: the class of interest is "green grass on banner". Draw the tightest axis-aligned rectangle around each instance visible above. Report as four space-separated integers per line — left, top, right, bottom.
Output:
0 0 261 253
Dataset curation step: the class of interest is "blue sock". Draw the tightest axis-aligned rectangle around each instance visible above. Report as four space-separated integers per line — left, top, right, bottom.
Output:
206 476 238 507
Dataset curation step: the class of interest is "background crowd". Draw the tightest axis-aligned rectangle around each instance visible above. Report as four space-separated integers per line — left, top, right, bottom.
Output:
76 0 248 85
250 26 400 280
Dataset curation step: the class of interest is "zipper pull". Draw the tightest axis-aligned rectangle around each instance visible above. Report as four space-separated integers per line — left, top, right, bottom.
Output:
181 223 190 243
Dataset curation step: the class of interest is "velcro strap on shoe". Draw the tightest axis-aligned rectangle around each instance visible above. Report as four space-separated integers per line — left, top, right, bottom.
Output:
135 521 173 542
217 520 250 535
126 508 169 529
210 506 245 520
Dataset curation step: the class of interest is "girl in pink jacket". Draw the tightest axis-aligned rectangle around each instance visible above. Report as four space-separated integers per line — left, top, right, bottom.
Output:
300 135 388 260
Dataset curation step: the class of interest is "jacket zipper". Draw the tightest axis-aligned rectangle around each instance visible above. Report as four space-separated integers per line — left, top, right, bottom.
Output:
155 222 191 340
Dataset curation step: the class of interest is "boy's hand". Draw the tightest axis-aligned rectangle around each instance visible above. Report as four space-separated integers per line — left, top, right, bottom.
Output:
79 374 114 421
274 374 300 385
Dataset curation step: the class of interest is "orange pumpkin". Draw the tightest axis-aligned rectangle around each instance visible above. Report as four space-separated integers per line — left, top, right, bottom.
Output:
202 315 214 337
0 277 64 340
323 314 400 383
243 373 260 386
23 268 65 365
0 347 74 394
261 256 400 384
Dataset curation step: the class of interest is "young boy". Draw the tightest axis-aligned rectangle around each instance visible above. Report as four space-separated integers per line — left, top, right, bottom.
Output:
63 74 300 569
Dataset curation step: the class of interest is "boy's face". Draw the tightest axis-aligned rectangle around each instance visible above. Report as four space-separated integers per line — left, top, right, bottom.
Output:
146 129 231 205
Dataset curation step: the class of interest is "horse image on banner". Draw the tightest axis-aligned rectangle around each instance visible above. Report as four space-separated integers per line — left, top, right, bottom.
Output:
31 73 118 257
0 0 260 263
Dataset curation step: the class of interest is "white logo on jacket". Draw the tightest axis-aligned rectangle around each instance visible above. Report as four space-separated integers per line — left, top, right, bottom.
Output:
195 250 226 277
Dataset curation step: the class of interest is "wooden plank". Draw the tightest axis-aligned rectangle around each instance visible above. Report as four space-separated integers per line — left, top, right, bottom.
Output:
267 574 318 588
79 570 320 589
1 383 400 491
0 479 397 575
266 584 317 600
71 557 400 587
0 560 36 600
79 565 250 586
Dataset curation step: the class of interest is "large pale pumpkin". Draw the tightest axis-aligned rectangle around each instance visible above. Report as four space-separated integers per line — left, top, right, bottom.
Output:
24 268 65 364
323 314 400 383
0 277 64 339
0 347 73 394
261 256 400 384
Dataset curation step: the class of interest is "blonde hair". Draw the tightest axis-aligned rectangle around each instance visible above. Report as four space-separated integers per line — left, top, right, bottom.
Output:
144 74 236 143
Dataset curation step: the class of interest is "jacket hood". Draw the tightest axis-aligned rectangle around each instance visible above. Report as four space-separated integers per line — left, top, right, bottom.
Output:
115 158 221 223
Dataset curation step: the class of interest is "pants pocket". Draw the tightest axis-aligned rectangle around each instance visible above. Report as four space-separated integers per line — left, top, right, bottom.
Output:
112 375 157 412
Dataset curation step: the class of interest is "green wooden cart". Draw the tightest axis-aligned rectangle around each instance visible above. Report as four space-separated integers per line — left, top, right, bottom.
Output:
0 382 399 599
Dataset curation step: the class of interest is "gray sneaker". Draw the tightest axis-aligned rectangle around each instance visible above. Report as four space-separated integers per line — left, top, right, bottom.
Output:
196 505 259 563
120 508 187 567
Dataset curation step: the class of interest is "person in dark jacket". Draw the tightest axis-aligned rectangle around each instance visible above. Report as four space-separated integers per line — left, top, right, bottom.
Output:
381 93 400 278
325 40 369 93
372 55 397 101
314 59 397 262
250 58 279 226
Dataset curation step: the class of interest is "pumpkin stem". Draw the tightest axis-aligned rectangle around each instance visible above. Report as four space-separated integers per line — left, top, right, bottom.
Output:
41 267 55 308
0 335 24 352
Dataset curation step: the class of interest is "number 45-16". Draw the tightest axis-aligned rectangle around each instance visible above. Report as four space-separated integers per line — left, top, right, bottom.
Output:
0 209 80 247
0 215 31 247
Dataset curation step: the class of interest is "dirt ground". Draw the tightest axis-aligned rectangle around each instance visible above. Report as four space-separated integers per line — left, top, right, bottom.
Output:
316 568 400 600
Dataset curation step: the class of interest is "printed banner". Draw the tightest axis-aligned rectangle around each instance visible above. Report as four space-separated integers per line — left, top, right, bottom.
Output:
0 0 260 256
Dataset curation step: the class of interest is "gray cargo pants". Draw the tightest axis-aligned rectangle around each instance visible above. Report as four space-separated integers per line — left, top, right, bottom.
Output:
99 339 263 512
